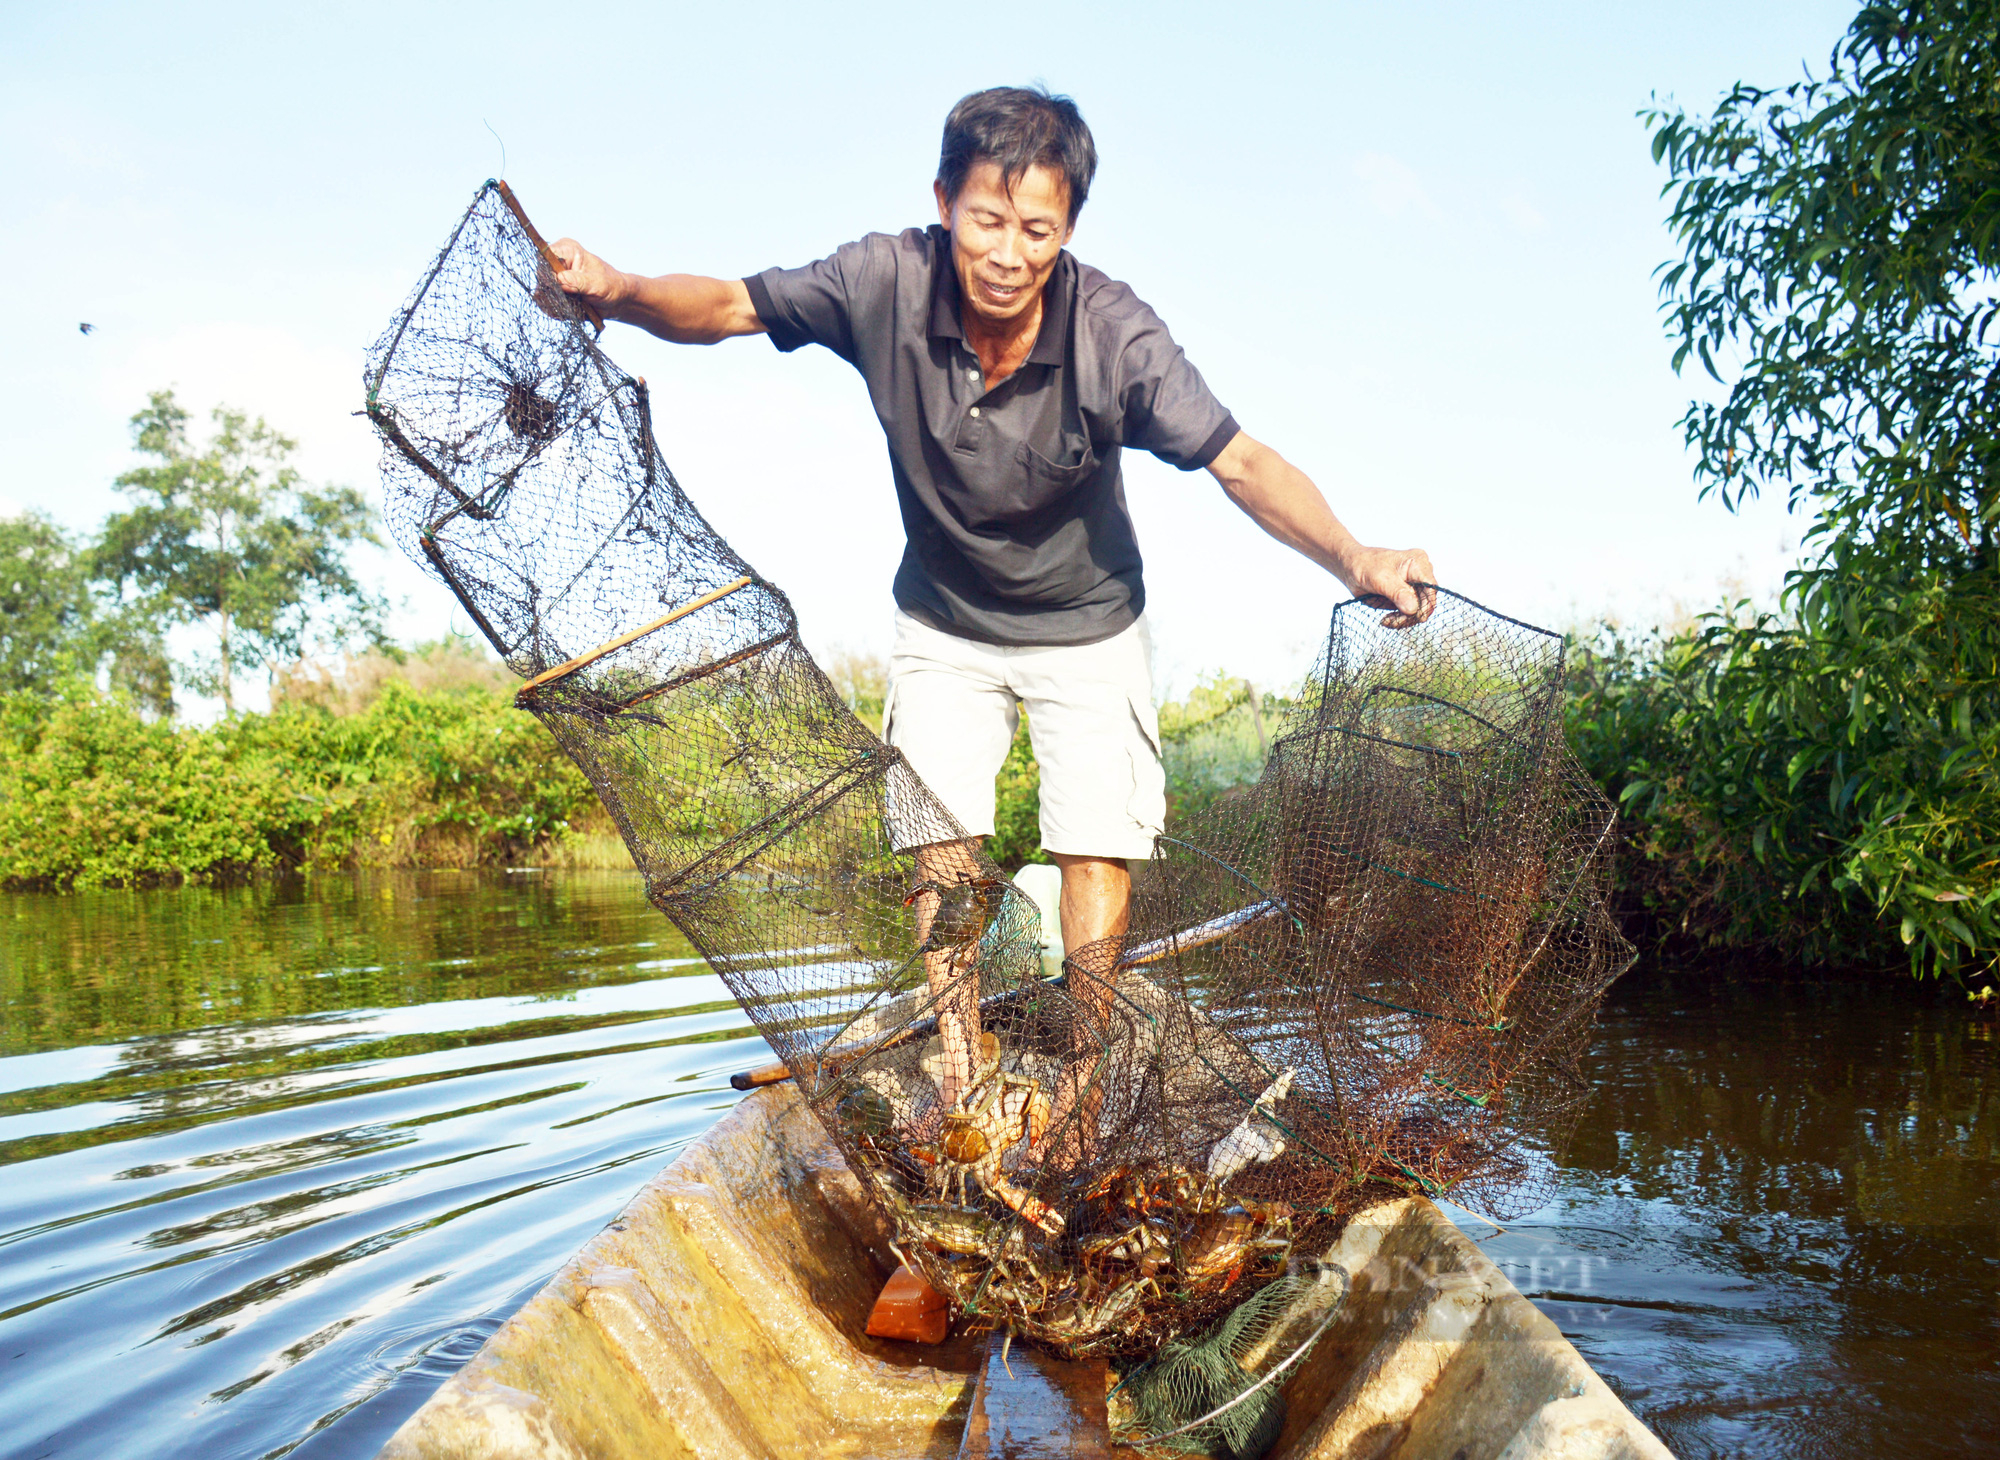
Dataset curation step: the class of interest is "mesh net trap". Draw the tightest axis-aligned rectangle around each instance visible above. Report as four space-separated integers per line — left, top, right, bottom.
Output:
363 181 1636 1377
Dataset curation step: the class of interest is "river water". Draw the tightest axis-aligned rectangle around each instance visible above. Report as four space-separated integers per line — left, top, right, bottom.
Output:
1 872 1993 1459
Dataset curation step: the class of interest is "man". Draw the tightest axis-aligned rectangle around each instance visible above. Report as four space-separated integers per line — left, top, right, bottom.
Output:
552 87 1435 1116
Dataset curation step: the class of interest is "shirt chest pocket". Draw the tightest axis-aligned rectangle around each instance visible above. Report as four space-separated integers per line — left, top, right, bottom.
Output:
982 439 1099 526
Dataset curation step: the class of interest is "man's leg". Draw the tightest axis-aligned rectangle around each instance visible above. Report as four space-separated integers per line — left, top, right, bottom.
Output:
1013 616 1165 1164
911 836 987 1110
1046 853 1131 1161
883 610 1016 1112
1055 853 1131 951
918 847 1130 1116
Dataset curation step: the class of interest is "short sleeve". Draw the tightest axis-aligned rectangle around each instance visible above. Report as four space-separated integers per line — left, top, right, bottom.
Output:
743 236 886 363
1114 306 1239 471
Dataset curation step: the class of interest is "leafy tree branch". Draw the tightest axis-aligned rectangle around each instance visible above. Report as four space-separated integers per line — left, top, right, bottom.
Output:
96 389 389 711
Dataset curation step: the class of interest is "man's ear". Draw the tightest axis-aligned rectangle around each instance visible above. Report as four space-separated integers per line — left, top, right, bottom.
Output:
934 179 953 231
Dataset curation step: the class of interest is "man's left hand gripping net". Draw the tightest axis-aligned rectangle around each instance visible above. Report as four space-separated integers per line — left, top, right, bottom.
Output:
365 183 1634 1363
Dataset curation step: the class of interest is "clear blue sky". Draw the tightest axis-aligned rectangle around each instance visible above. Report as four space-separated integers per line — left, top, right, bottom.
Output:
2 0 1859 705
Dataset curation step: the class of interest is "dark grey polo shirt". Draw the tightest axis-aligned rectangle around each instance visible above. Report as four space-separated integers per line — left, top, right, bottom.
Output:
744 226 1237 646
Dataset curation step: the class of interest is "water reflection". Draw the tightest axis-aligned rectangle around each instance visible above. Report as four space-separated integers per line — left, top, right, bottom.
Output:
0 871 760 1460
1 876 1995 1459
1472 971 1999 1460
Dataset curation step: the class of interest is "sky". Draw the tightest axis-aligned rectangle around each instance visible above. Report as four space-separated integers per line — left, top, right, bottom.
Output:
1 0 1861 711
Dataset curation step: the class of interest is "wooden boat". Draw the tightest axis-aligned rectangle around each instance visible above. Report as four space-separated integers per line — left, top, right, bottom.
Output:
378 1085 1673 1460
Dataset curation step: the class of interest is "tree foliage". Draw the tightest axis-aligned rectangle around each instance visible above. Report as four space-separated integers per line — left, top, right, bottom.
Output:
1 513 106 689
1602 2 2000 977
0 677 597 889
0 511 172 712
1157 675 1278 819
96 390 388 711
1650 0 2000 552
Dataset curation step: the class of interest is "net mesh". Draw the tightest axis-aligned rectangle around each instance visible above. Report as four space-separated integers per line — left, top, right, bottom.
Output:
364 181 1635 1366
1112 1265 1346 1458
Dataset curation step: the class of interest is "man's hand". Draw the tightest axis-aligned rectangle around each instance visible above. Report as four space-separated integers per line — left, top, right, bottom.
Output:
1335 544 1438 629
548 238 632 316
543 240 765 346
1206 431 1437 627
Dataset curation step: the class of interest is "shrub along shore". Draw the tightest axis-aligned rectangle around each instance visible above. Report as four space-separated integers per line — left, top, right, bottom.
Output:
2 632 1987 982
0 680 616 885
0 654 1274 891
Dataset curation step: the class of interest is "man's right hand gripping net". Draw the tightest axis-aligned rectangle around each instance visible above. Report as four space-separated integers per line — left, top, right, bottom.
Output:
365 183 1635 1364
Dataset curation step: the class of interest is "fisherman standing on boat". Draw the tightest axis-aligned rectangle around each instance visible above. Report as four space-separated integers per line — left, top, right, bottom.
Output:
548 86 1435 1123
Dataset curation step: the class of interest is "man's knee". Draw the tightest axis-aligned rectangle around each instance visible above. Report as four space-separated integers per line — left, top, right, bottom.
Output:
913 838 985 882
1051 852 1128 885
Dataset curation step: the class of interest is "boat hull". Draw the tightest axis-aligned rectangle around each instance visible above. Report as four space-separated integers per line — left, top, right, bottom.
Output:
379 1086 1671 1459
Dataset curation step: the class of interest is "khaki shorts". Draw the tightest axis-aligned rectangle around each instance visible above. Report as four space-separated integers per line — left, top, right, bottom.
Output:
883 610 1166 859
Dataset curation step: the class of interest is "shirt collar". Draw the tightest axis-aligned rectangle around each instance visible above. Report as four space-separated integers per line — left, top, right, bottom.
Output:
1027 254 1072 365
927 225 1072 368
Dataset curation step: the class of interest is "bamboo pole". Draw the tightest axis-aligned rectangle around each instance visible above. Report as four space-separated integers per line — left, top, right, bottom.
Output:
617 629 791 712
730 1019 928 1092
514 576 754 703
1116 900 1285 969
495 179 606 333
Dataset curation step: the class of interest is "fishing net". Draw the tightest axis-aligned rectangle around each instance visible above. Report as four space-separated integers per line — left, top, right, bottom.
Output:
364 181 1635 1371
1112 1264 1347 1457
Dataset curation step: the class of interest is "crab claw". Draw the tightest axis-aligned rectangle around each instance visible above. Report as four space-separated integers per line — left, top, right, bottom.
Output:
983 1173 1067 1235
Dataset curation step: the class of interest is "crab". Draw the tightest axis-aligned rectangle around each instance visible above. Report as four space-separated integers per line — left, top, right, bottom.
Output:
1078 1216 1175 1290
934 1054 1062 1233
903 876 1006 961
891 1200 1068 1322
1080 1163 1204 1221
1181 1199 1295 1290
1036 1276 1164 1342
900 1201 1027 1259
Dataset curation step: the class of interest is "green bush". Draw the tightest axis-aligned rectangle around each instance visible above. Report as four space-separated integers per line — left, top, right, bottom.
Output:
1159 676 1282 821
1609 2 2000 979
989 712 1051 871
0 689 290 886
0 682 598 889
1568 583 2000 978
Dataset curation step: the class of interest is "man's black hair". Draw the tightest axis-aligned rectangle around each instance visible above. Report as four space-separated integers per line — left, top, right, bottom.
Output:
938 86 1097 227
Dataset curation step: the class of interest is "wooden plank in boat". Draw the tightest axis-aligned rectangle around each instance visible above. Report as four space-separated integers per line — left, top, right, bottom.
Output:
957 1333 1111 1459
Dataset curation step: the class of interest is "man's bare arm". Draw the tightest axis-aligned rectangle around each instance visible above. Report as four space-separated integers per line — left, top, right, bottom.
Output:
1206 430 1437 626
548 239 765 345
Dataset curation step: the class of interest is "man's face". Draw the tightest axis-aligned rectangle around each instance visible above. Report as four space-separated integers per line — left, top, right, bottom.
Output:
934 160 1074 329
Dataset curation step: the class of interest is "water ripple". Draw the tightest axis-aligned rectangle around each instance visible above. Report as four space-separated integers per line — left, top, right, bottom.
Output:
0 871 756 1460
4 873 1997 1460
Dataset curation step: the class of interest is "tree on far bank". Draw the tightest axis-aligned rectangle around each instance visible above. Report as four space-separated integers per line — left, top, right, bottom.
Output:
1603 0 2000 977
0 511 172 714
96 390 389 712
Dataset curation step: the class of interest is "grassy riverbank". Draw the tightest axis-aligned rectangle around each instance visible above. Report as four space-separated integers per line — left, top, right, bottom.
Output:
0 679 617 888
0 649 1285 890
5 640 1983 985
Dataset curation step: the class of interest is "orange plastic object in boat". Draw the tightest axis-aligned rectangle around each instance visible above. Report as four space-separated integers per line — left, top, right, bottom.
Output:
865 1263 950 1344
